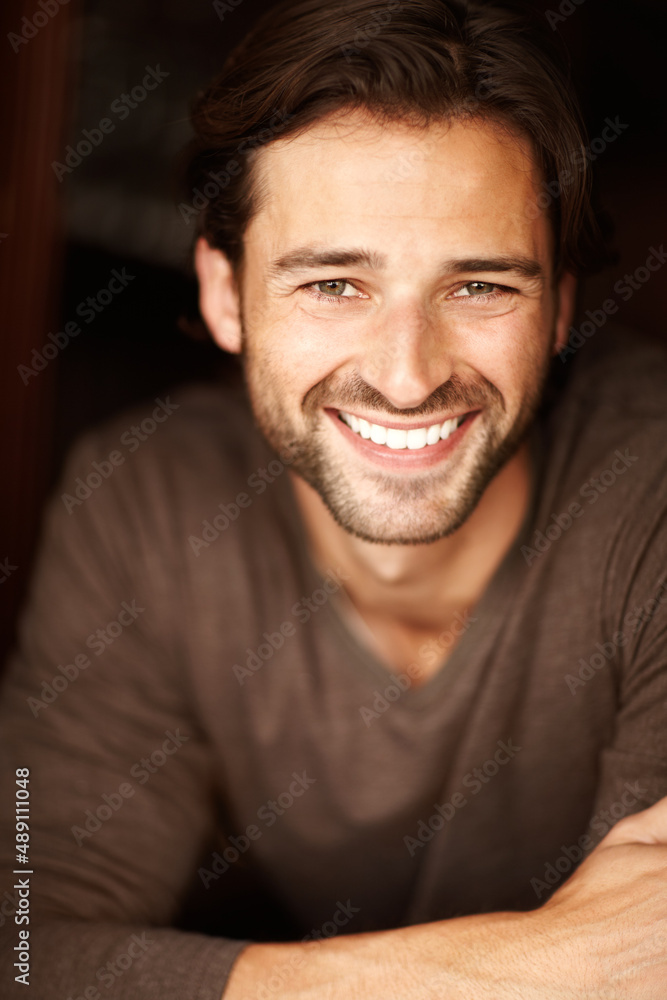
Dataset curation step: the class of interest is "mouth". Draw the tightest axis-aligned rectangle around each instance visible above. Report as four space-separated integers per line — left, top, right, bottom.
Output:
337 410 468 450
325 407 479 470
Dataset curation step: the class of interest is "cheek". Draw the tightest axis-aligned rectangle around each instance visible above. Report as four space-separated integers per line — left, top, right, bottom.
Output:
245 315 342 416
451 307 551 403
251 300 358 383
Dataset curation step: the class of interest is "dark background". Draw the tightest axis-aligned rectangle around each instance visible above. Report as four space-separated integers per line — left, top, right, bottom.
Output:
2 0 666 663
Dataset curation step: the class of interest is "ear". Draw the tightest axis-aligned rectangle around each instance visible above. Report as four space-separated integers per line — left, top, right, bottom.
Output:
553 270 577 355
194 237 242 354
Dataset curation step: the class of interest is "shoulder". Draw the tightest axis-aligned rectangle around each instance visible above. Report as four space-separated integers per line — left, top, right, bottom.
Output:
542 325 667 486
561 323 667 417
57 378 269 503
540 325 667 616
48 377 280 572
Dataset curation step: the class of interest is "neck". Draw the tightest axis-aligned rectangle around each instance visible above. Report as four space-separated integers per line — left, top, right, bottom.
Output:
289 438 534 626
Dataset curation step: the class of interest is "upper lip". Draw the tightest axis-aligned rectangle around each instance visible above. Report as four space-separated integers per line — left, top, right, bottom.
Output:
330 407 474 431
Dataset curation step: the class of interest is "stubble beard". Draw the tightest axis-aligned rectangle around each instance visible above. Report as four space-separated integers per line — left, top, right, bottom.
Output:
241 341 552 546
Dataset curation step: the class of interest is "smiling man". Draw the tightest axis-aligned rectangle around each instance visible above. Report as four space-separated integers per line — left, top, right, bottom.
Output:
196 110 571 680
205 116 557 544
2 0 667 998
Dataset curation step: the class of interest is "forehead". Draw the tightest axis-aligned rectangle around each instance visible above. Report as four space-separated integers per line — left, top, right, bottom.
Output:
245 111 551 266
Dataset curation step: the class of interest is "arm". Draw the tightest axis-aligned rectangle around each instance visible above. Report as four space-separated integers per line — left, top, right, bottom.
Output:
0 425 249 998
223 796 667 999
224 506 667 999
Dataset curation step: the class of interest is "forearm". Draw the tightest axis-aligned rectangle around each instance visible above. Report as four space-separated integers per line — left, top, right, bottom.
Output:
223 910 575 1000
0 919 248 1000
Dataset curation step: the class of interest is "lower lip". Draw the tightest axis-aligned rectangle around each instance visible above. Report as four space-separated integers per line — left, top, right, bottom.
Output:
325 409 479 471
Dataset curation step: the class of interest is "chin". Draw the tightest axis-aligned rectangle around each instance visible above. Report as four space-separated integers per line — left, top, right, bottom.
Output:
293 417 530 546
297 465 491 546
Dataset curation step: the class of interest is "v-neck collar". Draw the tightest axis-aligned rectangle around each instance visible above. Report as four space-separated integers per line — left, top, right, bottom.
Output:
279 421 546 706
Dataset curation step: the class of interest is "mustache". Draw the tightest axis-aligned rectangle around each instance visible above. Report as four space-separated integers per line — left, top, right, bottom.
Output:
303 372 504 418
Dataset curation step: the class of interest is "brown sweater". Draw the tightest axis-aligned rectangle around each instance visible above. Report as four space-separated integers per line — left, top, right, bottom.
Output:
2 325 667 999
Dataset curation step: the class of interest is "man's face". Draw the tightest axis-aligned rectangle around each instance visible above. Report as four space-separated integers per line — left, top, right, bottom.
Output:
206 112 572 544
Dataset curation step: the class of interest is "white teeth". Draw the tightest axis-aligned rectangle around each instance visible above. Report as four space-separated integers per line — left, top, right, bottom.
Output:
407 427 428 450
440 418 458 440
386 428 407 450
426 423 441 445
339 412 466 450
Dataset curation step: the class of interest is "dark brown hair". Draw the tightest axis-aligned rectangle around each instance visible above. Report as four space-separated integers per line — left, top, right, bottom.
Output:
183 0 612 278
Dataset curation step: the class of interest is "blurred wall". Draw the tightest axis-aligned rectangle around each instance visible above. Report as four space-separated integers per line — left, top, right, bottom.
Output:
0 0 74 665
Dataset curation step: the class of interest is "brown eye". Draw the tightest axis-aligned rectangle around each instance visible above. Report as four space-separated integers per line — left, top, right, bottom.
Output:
315 280 350 296
449 282 512 301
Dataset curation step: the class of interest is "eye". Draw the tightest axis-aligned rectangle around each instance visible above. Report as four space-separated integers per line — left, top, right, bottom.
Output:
308 280 361 300
449 282 513 299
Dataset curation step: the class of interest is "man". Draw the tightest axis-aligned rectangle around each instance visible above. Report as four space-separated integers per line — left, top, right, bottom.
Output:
2 0 667 996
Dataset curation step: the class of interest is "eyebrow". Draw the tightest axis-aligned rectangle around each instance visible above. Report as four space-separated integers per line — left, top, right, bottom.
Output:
266 246 545 280
267 247 384 279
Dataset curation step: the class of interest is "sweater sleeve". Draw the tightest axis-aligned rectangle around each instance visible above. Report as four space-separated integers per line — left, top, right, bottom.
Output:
588 454 667 826
0 425 249 999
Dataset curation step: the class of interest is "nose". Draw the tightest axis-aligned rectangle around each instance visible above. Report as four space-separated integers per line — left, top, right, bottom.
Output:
357 299 453 410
